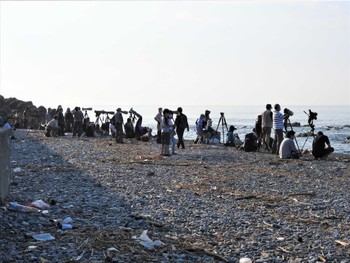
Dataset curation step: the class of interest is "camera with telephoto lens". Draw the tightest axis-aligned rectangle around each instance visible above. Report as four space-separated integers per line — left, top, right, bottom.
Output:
308 109 318 124
283 108 294 118
95 110 114 117
220 112 224 116
82 107 92 111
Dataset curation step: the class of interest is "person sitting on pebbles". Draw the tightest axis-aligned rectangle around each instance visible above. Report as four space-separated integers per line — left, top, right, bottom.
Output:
279 130 301 159
312 131 334 159
2 117 16 139
224 125 242 147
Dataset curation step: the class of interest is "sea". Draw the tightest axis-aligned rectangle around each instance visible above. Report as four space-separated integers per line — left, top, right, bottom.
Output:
86 105 350 155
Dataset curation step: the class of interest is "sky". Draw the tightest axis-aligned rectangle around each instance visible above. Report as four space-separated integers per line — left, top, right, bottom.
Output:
0 0 349 108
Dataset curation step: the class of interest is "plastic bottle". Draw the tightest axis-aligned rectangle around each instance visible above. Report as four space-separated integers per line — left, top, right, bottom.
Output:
10 202 36 212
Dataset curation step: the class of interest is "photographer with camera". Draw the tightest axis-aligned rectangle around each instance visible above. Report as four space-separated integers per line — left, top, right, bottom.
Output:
312 131 334 159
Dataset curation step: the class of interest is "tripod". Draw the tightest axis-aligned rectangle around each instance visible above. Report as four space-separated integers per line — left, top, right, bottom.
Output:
95 113 104 128
301 121 315 151
284 116 301 151
216 113 229 143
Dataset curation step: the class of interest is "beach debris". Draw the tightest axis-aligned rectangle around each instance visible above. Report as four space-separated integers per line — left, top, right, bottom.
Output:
239 258 252 263
9 202 40 212
52 217 74 229
106 247 119 259
32 233 55 241
26 245 38 251
335 240 350 246
30 199 50 209
132 230 164 250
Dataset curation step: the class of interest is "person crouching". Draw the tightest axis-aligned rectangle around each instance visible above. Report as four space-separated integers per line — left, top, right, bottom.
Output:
45 116 60 137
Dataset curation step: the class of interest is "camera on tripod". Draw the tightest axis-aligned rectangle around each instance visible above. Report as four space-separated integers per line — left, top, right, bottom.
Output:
283 108 294 119
220 112 224 117
307 109 318 125
303 109 318 131
301 109 318 151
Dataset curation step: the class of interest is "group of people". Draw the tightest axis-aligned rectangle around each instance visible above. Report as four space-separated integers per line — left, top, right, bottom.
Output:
2 102 335 160
156 107 189 156
109 106 189 157
259 103 334 160
111 107 153 143
194 110 221 144
45 106 88 138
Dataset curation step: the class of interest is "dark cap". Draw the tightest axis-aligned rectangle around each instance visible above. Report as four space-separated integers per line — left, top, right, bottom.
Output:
286 130 295 138
205 110 211 115
266 104 272 109
229 125 236 131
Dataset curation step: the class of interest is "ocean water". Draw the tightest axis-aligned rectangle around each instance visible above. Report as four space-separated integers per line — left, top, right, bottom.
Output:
88 105 350 155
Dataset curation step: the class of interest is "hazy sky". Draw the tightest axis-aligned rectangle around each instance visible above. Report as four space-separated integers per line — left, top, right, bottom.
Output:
0 1 349 108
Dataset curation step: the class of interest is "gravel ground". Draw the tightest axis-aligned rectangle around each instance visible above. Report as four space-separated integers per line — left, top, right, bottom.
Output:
1 129 350 263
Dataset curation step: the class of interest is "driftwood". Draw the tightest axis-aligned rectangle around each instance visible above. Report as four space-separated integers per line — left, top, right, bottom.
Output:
186 247 229 262
236 191 316 201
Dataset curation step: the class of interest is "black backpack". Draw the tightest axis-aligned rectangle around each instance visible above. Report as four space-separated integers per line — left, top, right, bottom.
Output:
243 133 258 152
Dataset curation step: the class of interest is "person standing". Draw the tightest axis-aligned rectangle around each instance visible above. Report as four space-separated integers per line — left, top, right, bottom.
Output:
64 108 74 132
175 107 189 149
56 106 65 136
312 131 334 159
22 107 31 129
154 107 163 144
114 108 128 143
271 104 284 154
261 104 273 151
72 107 84 137
161 109 172 156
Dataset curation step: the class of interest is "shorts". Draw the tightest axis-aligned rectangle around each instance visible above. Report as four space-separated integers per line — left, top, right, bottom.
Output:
161 132 171 145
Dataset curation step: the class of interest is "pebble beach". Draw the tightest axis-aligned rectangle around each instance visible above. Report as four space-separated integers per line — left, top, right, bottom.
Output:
1 129 350 263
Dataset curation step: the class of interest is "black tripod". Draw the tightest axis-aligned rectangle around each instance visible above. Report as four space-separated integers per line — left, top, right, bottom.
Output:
95 113 104 128
284 115 301 151
84 110 89 119
216 113 229 143
301 114 316 151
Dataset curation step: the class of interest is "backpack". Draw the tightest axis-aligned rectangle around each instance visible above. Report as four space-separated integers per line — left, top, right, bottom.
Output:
243 133 258 152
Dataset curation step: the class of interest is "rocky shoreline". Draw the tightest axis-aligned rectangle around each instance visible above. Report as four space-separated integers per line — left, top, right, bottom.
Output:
1 129 350 262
